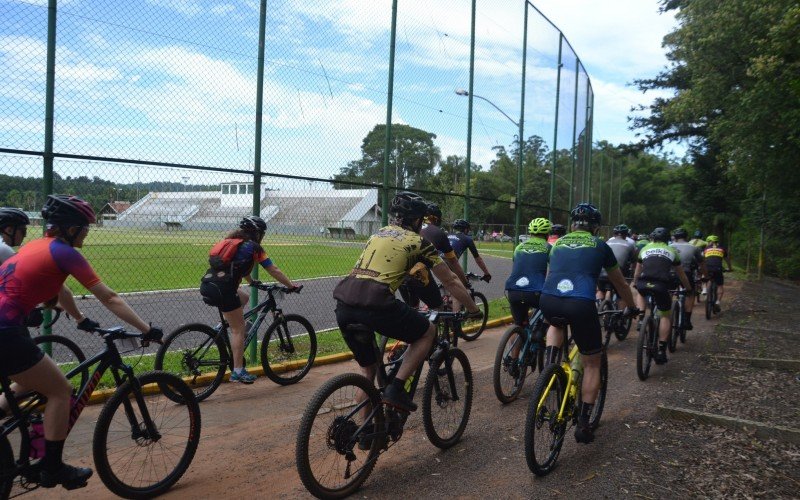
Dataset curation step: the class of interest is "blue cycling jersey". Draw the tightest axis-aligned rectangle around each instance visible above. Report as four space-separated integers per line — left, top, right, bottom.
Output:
447 232 479 259
541 230 618 301
505 237 550 293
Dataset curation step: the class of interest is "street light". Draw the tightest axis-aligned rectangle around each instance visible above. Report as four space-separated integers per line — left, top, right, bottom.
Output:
544 169 571 185
455 89 518 127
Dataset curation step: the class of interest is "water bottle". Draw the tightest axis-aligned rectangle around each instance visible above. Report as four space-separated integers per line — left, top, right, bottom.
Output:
570 354 584 385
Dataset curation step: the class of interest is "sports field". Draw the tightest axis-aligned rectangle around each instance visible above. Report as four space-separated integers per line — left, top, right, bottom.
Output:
27 228 363 293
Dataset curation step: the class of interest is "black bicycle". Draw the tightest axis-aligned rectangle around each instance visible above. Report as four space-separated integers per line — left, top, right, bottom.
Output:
597 278 633 344
27 308 91 393
1 327 201 499
636 294 660 381
492 308 546 404
704 270 729 319
669 288 688 350
154 283 316 402
439 273 489 341
295 310 473 499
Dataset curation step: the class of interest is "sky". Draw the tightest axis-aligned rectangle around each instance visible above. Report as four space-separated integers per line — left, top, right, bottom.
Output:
0 0 679 186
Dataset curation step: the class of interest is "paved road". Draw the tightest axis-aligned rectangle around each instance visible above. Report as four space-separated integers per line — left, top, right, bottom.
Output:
41 255 512 359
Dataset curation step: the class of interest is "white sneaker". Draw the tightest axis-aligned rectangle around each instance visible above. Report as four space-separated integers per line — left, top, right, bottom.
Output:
701 288 707 295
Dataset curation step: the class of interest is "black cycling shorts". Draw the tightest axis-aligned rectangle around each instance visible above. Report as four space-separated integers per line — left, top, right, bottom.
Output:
398 276 443 309
707 269 724 286
200 280 242 313
596 276 617 295
0 326 44 377
539 294 602 356
506 290 540 326
335 300 430 367
635 280 672 315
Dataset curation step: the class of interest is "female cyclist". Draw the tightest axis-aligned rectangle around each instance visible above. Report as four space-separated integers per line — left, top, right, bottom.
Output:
200 216 299 384
0 195 163 490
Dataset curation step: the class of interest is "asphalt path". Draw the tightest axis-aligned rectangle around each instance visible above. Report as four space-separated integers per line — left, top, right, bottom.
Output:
40 255 512 359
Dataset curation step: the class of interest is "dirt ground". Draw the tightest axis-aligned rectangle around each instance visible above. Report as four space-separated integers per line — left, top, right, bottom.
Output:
16 277 800 499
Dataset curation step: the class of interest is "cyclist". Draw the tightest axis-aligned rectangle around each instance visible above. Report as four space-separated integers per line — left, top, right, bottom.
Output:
539 203 636 444
547 223 566 245
505 217 551 326
448 219 492 282
633 227 693 364
333 192 480 412
689 230 707 250
703 235 732 312
596 224 636 303
200 216 299 384
670 228 707 330
0 195 162 490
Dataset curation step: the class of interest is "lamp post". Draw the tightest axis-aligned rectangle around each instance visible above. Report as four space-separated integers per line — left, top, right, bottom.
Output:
455 90 519 128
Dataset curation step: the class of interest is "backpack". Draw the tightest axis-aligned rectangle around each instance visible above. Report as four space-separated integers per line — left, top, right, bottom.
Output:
208 238 244 271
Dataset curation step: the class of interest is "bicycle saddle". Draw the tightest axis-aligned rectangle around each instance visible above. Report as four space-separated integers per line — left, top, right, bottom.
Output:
548 316 570 327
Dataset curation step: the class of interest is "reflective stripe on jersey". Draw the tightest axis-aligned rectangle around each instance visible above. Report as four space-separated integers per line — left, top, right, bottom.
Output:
704 245 727 270
542 230 618 301
505 237 550 292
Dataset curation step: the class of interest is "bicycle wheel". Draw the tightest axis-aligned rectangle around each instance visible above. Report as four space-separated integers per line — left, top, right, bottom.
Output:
296 372 383 499
636 315 653 381
93 371 201 499
524 363 568 476
154 323 228 403
493 325 528 404
261 314 317 385
586 350 608 430
460 291 488 341
668 303 679 353
33 334 88 393
422 348 473 449
0 435 13 499
705 287 713 320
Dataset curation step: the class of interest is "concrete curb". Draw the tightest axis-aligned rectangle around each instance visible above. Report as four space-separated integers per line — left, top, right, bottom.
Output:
87 314 515 405
656 404 800 445
702 354 800 370
717 323 797 336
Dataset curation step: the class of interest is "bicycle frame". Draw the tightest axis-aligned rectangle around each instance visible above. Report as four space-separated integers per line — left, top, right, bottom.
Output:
212 288 287 364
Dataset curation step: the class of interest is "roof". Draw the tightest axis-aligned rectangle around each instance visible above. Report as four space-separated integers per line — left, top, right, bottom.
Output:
100 201 132 214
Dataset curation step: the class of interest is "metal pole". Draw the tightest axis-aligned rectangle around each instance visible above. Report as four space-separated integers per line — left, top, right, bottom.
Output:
381 0 399 226
548 34 563 221
608 158 614 222
514 2 528 246
249 0 268 364
41 0 58 346
463 0 476 272
568 59 579 209
598 151 603 214
617 158 624 225
584 86 592 202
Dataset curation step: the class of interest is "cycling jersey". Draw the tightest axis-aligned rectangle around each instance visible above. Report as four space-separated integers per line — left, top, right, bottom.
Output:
448 232 479 259
546 235 560 245
704 245 727 271
635 239 649 253
637 242 680 283
689 238 708 250
0 237 101 327
670 241 704 274
600 236 636 278
505 237 550 293
420 224 456 259
0 241 14 264
541 230 618 302
333 225 442 309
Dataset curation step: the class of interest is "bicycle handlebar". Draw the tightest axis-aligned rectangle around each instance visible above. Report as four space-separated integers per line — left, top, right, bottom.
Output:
88 326 163 347
465 272 484 281
251 282 303 294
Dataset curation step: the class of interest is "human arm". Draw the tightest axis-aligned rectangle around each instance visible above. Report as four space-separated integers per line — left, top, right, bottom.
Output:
444 255 469 286
431 262 478 313
607 267 635 307
87 282 150 333
473 256 491 282
265 263 296 289
57 285 86 323
633 262 642 281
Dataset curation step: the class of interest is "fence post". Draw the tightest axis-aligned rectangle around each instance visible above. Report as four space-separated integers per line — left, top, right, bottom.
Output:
462 0 476 273
514 1 528 247
569 59 579 209
548 34 563 221
381 0 398 226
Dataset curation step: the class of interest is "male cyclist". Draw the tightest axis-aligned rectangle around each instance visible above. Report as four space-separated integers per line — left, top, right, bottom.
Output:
596 224 636 303
547 224 566 245
670 228 706 330
634 227 692 364
703 235 732 312
505 218 551 326
333 192 480 412
539 203 636 444
689 230 707 250
448 219 491 282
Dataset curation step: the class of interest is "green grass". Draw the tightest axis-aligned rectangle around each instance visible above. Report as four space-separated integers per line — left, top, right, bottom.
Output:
475 240 515 259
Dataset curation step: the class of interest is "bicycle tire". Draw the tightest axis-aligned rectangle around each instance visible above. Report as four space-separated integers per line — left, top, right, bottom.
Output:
636 315 652 381
524 363 568 476
460 291 488 341
0 435 13 499
615 310 632 341
154 323 228 403
93 371 201 499
586 349 608 430
422 348 473 449
493 325 528 404
261 314 317 386
33 334 88 393
295 372 383 499
705 286 713 320
668 303 679 353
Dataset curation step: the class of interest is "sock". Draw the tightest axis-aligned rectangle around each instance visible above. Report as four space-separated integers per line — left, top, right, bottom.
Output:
580 402 594 420
658 341 667 352
544 346 560 365
391 377 407 393
43 439 66 473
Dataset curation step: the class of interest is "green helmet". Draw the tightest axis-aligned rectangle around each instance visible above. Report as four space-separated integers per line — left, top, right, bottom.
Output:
706 234 720 243
528 217 552 235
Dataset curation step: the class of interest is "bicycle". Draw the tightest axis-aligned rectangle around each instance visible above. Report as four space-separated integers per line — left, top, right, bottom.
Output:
439 272 489 341
154 282 316 402
523 309 621 476
705 270 729 319
669 288 689 350
597 279 633 345
492 308 546 404
27 308 90 393
636 294 661 381
0 326 201 499
295 310 473 499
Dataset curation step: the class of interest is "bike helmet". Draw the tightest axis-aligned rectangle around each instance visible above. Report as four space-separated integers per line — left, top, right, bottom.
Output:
613 224 630 236
0 208 30 229
425 203 442 220
706 234 720 243
650 227 669 243
672 227 688 240
240 215 267 233
570 202 602 227
390 191 427 220
550 224 566 237
452 219 470 232
693 230 703 239
528 217 552 235
41 195 96 226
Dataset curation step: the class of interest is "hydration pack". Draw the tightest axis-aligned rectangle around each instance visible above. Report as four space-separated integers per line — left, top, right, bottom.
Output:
208 238 244 270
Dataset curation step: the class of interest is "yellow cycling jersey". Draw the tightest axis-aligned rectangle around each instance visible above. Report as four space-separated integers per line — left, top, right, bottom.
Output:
333 225 442 308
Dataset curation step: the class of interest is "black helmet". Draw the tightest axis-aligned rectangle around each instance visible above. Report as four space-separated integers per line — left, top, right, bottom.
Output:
550 224 566 237
452 219 470 232
240 215 267 233
693 230 703 239
390 191 427 220
672 227 688 240
651 227 669 242
426 203 442 219
570 203 602 227
42 195 96 226
0 208 30 229
613 224 630 236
